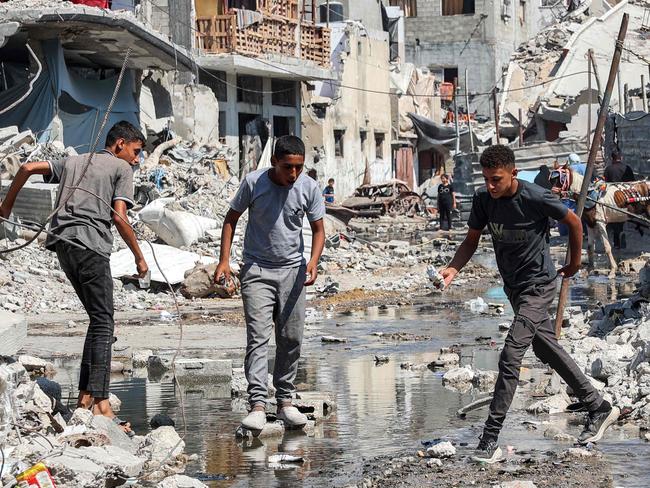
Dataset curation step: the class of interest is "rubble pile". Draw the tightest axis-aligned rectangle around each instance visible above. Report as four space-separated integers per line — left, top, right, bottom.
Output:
560 260 650 420
0 239 186 313
0 357 207 488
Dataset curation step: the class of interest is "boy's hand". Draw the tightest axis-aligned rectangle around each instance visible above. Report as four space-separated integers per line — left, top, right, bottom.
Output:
213 261 232 286
305 260 318 286
440 267 458 289
135 257 149 278
558 262 580 278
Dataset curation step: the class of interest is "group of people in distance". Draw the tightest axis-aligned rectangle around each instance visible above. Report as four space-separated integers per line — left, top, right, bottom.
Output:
0 124 619 459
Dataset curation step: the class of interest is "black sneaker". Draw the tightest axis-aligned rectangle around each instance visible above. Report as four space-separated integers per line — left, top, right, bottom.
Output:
472 436 503 464
578 405 620 444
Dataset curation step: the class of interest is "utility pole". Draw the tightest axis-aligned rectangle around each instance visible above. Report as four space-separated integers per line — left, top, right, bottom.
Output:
587 49 594 152
465 68 475 153
518 108 524 147
453 77 460 155
624 83 629 112
642 74 647 112
588 50 603 104
492 87 501 144
555 13 630 338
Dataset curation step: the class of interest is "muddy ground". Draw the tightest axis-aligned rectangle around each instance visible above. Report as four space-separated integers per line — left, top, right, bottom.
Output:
355 448 613 488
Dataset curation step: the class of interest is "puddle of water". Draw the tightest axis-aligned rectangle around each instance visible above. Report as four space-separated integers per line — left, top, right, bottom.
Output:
52 277 650 487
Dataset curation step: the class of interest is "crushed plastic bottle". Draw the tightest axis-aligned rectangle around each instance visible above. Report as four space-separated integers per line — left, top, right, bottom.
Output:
426 265 445 289
466 297 489 313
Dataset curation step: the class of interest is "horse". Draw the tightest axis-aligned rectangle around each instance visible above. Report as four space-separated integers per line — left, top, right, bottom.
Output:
550 166 650 276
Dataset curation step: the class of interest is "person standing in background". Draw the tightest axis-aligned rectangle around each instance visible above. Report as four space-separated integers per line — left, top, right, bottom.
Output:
437 174 456 231
322 178 335 204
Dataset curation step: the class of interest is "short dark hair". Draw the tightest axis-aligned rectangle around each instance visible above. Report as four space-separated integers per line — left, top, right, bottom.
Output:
480 144 515 169
274 135 305 160
105 121 145 147
441 173 449 179
328 178 335 184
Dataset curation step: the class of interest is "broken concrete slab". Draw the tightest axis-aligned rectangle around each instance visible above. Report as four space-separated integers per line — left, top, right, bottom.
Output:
526 392 570 414
0 311 27 356
90 414 136 454
132 349 153 368
235 419 316 439
75 445 144 478
47 449 105 488
174 358 232 383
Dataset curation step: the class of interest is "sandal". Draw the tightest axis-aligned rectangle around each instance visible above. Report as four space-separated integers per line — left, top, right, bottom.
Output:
112 416 135 438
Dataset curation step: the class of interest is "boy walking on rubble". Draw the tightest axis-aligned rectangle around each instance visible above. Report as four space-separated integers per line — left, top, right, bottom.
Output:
0 121 148 433
441 145 619 463
214 135 326 431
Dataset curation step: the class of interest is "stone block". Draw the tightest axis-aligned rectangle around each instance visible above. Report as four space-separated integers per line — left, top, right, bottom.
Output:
174 358 232 384
157 475 208 488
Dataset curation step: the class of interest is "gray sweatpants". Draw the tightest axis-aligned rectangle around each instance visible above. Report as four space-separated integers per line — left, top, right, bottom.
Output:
240 263 306 407
483 280 604 440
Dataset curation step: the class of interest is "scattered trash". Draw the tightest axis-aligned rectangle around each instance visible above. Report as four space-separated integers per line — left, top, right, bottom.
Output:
466 297 489 313
426 264 445 289
374 355 390 364
267 454 304 464
321 336 348 343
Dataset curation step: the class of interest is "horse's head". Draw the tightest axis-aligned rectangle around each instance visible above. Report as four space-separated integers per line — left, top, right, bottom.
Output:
549 164 572 194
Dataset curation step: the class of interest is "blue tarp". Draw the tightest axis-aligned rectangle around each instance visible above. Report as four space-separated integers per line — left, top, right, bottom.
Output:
0 39 139 152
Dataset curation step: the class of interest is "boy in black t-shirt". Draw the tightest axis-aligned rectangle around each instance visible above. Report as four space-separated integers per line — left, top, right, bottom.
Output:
437 174 456 231
441 145 618 463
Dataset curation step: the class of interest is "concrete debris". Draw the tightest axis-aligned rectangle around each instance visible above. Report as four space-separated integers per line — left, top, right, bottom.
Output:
0 359 204 487
157 475 209 488
425 441 456 458
441 366 498 392
180 262 239 299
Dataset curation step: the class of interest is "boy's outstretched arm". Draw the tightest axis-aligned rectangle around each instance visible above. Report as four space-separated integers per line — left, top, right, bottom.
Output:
557 210 582 278
113 200 148 278
213 208 242 284
0 161 51 218
441 228 482 288
305 218 325 286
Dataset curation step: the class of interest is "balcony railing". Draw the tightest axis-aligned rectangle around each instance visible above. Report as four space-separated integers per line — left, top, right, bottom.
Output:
196 8 330 68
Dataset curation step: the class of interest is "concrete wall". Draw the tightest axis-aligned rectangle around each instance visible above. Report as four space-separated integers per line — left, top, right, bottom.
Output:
316 0 385 31
404 0 548 116
171 84 220 145
302 25 393 200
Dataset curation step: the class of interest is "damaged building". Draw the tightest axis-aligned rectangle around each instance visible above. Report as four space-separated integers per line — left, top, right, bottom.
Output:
301 0 395 199
0 1 197 151
193 0 333 176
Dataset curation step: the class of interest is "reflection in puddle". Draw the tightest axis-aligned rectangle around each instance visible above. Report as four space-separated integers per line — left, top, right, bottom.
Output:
54 276 650 487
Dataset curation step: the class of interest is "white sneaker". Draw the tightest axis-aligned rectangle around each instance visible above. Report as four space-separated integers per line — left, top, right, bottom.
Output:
277 405 308 427
241 410 266 431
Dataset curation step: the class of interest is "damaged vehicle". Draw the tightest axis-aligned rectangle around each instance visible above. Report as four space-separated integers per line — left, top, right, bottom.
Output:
341 180 426 218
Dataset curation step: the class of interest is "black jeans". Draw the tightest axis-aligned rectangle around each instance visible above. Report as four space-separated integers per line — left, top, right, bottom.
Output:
56 242 114 398
483 280 603 441
438 201 452 231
